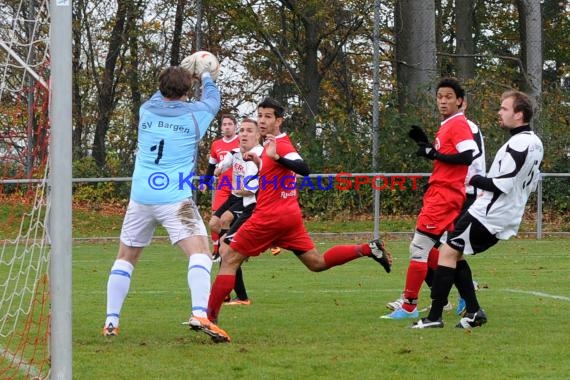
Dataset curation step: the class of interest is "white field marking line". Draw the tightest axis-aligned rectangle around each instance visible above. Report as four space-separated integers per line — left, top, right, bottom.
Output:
0 344 41 379
503 288 570 301
81 288 406 295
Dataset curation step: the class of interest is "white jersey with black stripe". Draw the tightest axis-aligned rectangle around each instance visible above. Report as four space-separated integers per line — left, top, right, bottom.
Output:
465 119 486 195
468 129 543 239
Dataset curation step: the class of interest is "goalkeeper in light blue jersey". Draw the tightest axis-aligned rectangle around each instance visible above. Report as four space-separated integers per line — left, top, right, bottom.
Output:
131 68 220 203
102 65 220 337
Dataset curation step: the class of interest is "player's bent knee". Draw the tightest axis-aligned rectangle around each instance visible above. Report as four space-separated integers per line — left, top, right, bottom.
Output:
439 244 461 261
221 248 247 268
297 250 327 272
209 218 221 232
409 233 436 262
220 212 234 226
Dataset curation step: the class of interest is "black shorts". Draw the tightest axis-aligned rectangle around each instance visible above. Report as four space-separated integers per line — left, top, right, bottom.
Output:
458 192 477 217
447 212 499 255
223 203 256 245
213 194 241 218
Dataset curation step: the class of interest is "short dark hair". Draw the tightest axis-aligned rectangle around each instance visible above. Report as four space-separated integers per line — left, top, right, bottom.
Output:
258 97 285 118
502 90 534 123
158 66 192 99
437 77 465 100
220 113 237 125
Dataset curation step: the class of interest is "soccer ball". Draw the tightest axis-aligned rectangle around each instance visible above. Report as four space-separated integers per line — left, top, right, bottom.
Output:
180 51 220 81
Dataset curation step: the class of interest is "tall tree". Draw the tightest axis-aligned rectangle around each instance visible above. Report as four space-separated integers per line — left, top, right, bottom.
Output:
72 0 85 159
171 0 187 66
394 0 437 111
212 1 368 139
124 1 145 167
91 1 129 167
456 0 475 80
517 0 543 102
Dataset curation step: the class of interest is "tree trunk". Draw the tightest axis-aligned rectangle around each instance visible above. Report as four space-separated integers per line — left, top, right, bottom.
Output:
456 0 475 80
517 0 543 101
171 0 187 66
126 2 143 170
72 0 84 160
91 2 128 168
395 0 437 111
300 9 320 141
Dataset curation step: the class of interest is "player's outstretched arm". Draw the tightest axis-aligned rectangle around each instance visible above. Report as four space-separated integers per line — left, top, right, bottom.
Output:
198 72 221 114
275 156 310 176
433 149 474 165
469 175 503 193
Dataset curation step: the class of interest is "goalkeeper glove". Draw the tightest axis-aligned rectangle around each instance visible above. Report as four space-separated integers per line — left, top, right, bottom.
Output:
416 142 437 160
408 125 429 145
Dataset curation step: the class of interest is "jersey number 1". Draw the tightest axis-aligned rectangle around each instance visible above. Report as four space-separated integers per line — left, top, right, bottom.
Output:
151 139 164 164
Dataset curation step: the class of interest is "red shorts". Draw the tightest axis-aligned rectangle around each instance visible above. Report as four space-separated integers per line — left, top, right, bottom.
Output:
416 186 465 236
212 188 232 212
230 208 315 256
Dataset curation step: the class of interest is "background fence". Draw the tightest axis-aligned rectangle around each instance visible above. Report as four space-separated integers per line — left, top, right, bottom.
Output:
1 172 568 238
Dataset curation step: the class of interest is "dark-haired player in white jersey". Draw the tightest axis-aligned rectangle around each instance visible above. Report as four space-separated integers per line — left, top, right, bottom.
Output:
413 90 543 329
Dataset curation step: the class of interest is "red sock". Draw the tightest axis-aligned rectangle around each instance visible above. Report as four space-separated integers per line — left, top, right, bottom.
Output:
207 274 234 322
323 244 368 268
427 247 439 270
402 260 428 312
211 232 220 253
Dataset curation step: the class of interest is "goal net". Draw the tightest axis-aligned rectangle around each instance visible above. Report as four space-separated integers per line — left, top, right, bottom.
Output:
1 1 52 378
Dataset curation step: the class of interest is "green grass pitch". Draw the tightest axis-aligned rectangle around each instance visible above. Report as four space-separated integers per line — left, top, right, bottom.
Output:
73 238 570 379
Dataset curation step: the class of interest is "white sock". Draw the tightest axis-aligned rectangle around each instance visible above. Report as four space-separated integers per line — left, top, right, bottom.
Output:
187 253 212 318
105 259 134 327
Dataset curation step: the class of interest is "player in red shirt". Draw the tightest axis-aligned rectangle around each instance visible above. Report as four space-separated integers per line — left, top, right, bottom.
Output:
382 78 478 320
205 114 239 259
188 97 393 343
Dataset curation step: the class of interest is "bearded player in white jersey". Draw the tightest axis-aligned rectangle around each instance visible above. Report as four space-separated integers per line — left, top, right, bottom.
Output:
413 90 543 329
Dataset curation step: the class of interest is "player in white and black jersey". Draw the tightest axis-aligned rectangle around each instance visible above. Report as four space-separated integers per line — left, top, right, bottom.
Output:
464 117 486 208
212 118 263 305
413 90 543 329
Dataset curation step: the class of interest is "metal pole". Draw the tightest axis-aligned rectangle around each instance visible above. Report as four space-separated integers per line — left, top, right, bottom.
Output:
26 0 36 177
536 174 543 240
372 0 381 239
195 0 202 50
49 0 73 379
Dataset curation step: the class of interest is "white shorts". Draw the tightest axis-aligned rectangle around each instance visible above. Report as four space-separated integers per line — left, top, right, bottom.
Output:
120 199 207 247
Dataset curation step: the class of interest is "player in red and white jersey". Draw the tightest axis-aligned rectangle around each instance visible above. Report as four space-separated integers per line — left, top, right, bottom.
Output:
413 90 543 329
382 78 478 320
386 97 486 315
254 133 302 213
205 114 239 258
188 97 393 343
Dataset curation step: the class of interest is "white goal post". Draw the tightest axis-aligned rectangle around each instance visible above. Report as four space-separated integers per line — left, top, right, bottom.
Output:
0 0 72 378
49 1 73 379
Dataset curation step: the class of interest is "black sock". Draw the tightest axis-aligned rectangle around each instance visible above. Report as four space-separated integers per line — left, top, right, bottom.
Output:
454 260 480 313
427 265 455 321
233 266 248 300
425 267 434 288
